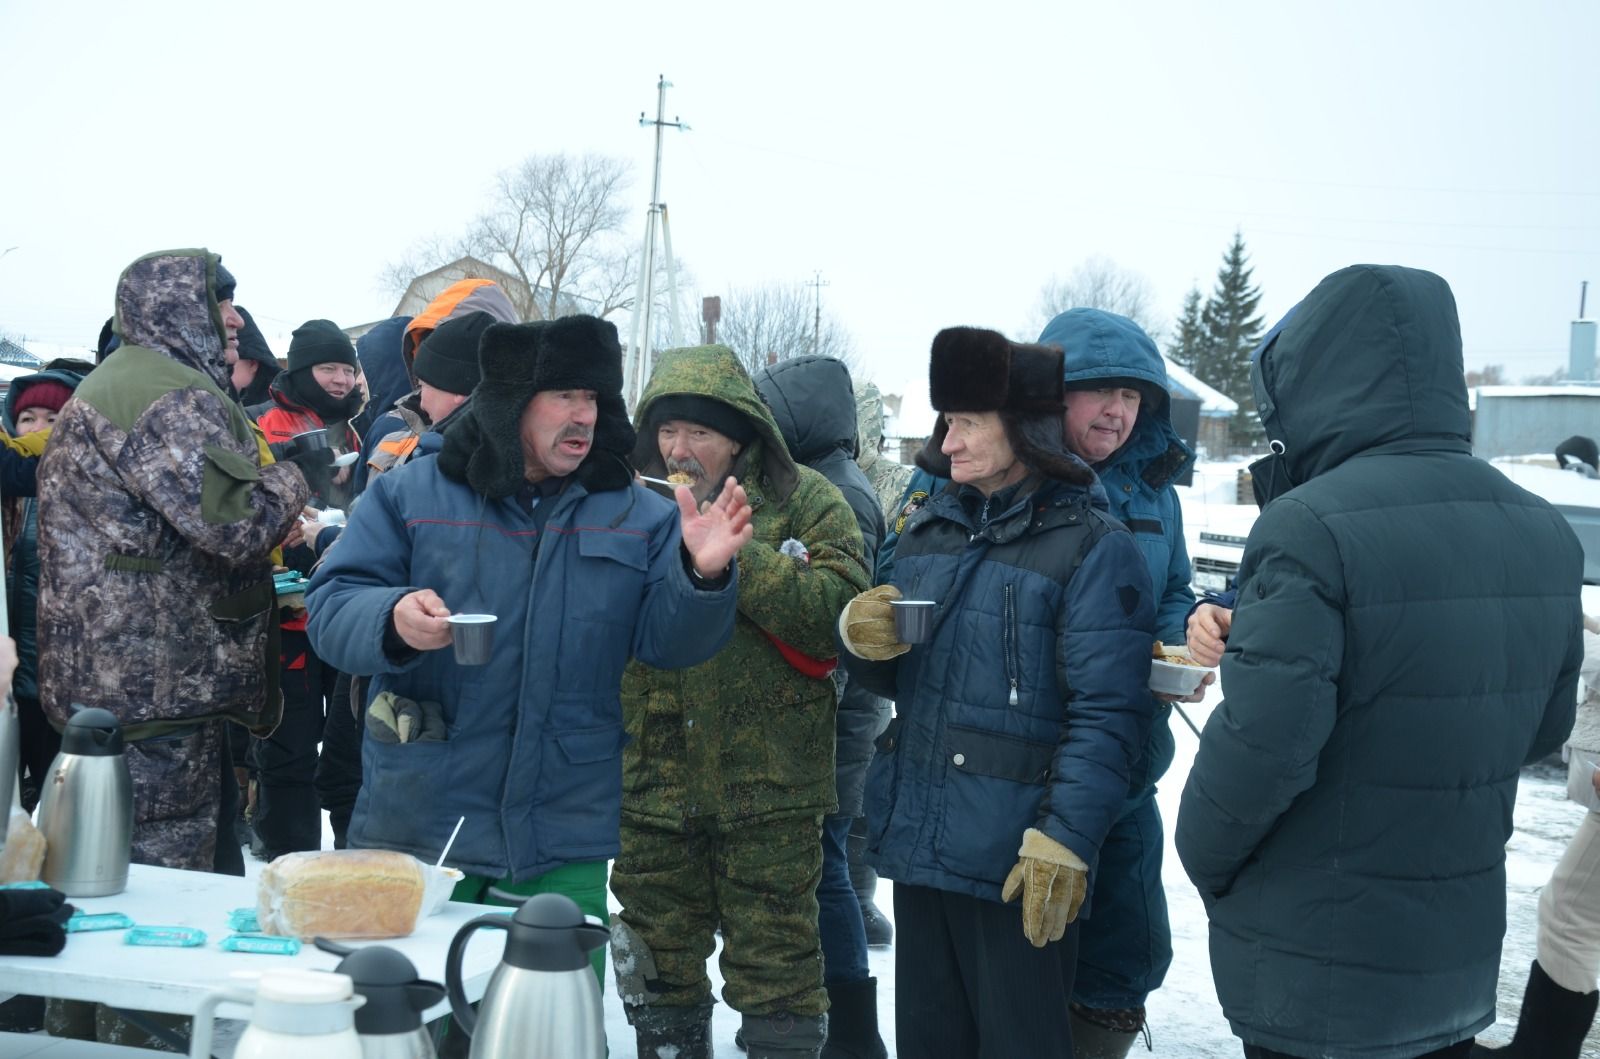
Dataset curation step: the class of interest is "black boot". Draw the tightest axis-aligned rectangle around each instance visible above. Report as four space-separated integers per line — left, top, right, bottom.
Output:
632 1002 714 1059
741 1011 828 1059
821 977 888 1059
1069 1002 1146 1058
847 825 893 948
1471 960 1598 1058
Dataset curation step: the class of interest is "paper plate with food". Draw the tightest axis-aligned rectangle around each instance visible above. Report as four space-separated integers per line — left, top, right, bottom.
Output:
1148 640 1212 697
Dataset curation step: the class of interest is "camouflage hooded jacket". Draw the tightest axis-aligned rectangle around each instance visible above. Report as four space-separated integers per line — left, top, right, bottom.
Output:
38 250 309 736
623 346 870 825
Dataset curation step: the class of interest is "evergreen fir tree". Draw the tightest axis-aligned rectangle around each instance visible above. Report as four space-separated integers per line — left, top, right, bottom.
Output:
1198 231 1265 447
1166 286 1207 370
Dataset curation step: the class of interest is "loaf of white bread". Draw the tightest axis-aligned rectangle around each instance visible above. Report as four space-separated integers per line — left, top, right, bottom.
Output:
0 810 46 883
259 849 426 939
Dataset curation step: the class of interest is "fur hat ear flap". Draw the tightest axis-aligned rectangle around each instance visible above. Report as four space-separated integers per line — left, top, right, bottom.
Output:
929 327 1013 412
914 415 953 477
439 321 545 499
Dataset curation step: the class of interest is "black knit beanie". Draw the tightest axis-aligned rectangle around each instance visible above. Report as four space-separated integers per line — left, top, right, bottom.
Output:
413 311 491 396
214 260 237 304
286 319 359 374
647 393 756 445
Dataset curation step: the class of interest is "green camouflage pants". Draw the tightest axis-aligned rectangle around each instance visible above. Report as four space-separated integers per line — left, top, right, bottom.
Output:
611 813 826 1018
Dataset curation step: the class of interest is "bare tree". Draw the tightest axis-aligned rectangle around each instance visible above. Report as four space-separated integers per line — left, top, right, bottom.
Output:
382 152 635 321
714 282 858 374
1465 364 1506 387
1034 255 1164 339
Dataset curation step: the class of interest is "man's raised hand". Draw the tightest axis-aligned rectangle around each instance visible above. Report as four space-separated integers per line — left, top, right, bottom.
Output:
678 478 754 579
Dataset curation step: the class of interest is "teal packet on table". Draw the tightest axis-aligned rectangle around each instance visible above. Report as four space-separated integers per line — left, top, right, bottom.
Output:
66 912 135 933
0 881 52 891
219 934 300 956
125 925 207 948
228 907 260 933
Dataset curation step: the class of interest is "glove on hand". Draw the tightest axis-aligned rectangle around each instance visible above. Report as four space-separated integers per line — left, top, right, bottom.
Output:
838 584 910 661
366 692 447 744
1000 827 1088 948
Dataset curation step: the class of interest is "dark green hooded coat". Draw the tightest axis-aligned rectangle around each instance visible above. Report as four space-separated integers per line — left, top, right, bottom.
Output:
1175 265 1582 1058
622 346 870 825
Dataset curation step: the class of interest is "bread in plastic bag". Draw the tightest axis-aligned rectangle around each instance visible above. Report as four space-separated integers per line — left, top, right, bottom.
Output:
258 849 427 939
0 810 46 883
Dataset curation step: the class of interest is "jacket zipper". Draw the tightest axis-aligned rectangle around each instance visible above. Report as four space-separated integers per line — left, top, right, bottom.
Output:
1003 582 1019 706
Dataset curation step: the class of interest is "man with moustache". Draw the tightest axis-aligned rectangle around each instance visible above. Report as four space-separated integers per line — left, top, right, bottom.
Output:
613 344 869 1059
307 315 751 980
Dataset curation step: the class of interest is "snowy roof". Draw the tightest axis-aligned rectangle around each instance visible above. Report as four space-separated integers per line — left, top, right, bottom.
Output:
1469 383 1600 412
1161 357 1237 415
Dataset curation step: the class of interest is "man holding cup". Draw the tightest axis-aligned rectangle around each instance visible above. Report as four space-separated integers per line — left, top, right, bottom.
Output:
305 315 752 985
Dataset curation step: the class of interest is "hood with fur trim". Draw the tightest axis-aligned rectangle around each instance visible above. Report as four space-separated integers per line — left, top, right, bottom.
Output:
915 326 1092 488
112 249 233 390
437 314 636 498
632 344 801 505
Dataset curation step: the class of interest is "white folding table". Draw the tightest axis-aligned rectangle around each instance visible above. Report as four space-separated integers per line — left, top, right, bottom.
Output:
0 863 508 1027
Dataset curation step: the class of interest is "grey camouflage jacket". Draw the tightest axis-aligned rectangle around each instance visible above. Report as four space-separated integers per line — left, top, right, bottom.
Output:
38 250 309 737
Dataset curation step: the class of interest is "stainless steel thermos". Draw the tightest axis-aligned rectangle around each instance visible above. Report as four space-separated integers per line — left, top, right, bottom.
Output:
316 938 445 1058
36 707 133 897
444 891 609 1059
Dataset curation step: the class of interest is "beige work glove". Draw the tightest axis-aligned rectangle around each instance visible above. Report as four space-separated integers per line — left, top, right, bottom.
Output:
838 584 911 661
1000 827 1089 948
366 692 448 744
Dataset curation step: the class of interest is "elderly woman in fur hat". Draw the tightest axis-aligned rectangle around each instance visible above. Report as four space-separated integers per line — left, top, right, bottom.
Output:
839 326 1157 1057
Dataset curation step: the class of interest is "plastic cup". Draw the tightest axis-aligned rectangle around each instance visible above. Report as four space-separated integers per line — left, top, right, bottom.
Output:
889 600 937 644
448 614 497 665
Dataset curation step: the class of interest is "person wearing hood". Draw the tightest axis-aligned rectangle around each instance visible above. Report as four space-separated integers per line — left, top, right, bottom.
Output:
754 354 889 1058
613 345 869 1059
228 306 280 408
307 315 750 999
1175 265 1583 1059
2 365 87 815
37 249 309 877
839 326 1156 1058
360 278 520 485
1033 307 1207 1056
349 314 412 492
855 381 912 521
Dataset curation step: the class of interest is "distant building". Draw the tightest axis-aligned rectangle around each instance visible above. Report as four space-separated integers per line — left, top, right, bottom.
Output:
344 256 594 341
0 337 41 368
1162 357 1237 459
1471 384 1600 460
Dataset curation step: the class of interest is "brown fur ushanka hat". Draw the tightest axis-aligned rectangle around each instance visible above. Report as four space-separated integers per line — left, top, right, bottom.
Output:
916 326 1091 485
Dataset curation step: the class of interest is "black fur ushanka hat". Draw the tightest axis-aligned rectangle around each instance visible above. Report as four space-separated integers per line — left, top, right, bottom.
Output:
916 326 1091 486
438 314 637 497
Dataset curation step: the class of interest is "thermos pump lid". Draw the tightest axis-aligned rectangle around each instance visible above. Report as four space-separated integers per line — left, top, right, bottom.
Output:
61 707 124 756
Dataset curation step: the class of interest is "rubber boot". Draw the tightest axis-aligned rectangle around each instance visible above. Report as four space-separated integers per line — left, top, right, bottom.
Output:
1471 960 1599 1058
821 977 888 1059
632 1001 715 1059
1069 1003 1145 1059
741 1011 828 1059
847 824 893 948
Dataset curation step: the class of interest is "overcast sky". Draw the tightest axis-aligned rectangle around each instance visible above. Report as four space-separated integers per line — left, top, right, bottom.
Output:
3 0 1597 394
